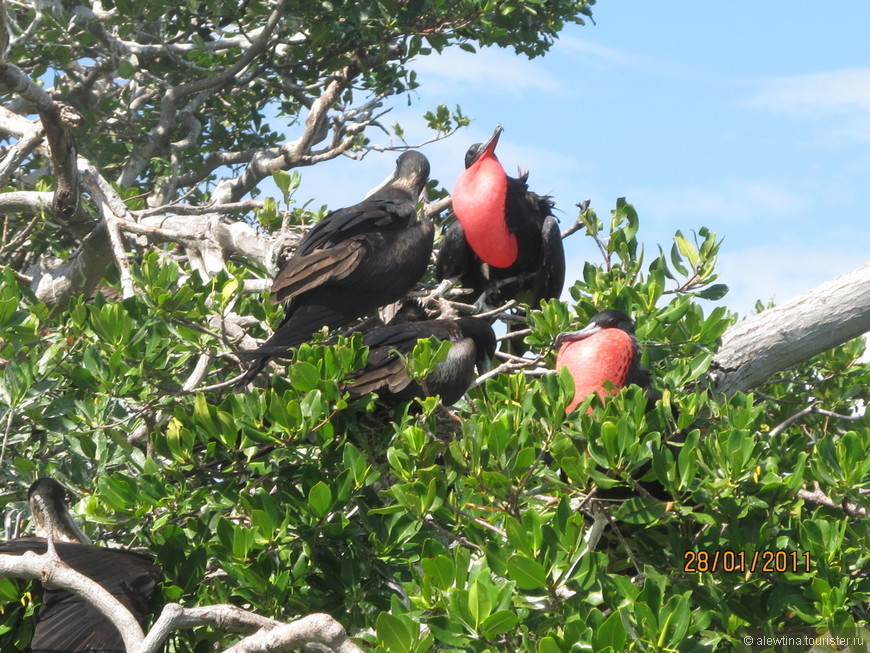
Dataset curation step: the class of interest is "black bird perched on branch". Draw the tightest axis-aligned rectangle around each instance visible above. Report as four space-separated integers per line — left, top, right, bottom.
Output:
344 317 496 405
238 151 434 385
554 310 679 501
436 125 565 308
555 309 658 413
0 478 162 653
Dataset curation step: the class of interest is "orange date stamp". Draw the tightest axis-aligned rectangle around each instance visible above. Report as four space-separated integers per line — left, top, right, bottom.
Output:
683 550 811 574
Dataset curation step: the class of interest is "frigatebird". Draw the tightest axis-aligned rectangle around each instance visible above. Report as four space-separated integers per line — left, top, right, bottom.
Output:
344 317 496 405
0 478 161 653
554 310 678 500
239 151 434 384
436 125 565 307
555 309 657 413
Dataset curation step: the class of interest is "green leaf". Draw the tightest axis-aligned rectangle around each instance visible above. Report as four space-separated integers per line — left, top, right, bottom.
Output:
696 283 729 300
376 612 414 653
421 555 454 590
481 610 519 638
467 577 493 629
308 481 333 518
507 554 548 590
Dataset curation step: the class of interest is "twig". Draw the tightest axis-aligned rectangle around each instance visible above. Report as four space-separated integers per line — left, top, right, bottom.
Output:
561 199 590 239
797 486 867 517
768 400 862 438
0 212 40 256
441 502 507 539
134 200 264 218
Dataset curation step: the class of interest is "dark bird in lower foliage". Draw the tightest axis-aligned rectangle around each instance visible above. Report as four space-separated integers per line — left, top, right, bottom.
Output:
239 151 434 384
0 478 162 653
554 310 678 501
555 309 658 413
344 317 496 405
436 125 565 307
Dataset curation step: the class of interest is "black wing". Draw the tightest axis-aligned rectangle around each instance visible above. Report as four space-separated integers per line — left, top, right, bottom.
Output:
535 214 566 302
0 539 161 653
295 199 418 256
345 320 461 399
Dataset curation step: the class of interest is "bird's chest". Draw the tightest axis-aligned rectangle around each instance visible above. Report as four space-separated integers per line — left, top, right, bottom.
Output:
558 330 635 400
426 339 476 403
453 161 517 268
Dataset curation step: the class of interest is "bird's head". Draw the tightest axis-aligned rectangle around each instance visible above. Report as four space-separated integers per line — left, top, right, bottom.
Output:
366 150 430 201
458 317 497 375
28 477 92 545
555 309 636 349
464 124 504 169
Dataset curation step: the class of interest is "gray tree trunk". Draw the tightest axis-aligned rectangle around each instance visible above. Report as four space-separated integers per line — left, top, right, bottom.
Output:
710 262 870 395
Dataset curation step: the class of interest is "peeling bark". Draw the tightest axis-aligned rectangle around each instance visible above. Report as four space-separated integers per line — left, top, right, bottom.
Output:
711 262 870 395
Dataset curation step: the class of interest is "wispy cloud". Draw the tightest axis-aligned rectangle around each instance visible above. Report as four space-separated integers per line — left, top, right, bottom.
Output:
716 245 870 316
557 36 683 76
745 67 870 119
412 46 563 96
629 179 806 226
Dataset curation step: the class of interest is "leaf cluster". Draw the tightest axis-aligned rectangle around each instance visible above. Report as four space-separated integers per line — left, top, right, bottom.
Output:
1 199 869 650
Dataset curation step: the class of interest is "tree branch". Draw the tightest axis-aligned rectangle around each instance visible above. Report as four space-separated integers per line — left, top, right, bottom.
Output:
119 0 288 188
0 63 81 225
211 66 355 204
796 487 867 517
0 550 145 651
711 262 870 395
222 613 365 653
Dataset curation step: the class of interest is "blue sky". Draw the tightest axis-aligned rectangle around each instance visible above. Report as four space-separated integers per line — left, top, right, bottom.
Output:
291 2 870 316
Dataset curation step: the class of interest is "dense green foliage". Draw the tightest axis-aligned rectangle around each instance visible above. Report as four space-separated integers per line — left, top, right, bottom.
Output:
1 202 869 650
1 0 870 651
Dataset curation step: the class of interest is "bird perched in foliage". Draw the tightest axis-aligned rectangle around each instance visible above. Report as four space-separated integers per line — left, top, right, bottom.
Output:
0 478 162 653
555 309 657 413
238 151 434 385
344 317 496 405
436 125 565 308
555 311 678 500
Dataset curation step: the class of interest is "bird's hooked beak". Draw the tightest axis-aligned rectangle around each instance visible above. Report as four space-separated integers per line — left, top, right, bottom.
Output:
365 152 430 201
30 483 92 545
469 124 504 167
365 166 400 200
554 321 602 349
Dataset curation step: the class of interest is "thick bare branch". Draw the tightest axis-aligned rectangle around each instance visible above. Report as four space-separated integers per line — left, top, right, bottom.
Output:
0 550 145 651
0 551 363 653
119 0 288 188
82 164 138 297
711 262 870 395
0 190 53 215
222 613 365 653
0 63 81 224
137 603 282 653
27 224 113 307
136 213 277 274
0 105 36 139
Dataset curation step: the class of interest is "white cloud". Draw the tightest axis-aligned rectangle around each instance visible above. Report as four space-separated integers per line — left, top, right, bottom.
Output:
557 36 683 76
628 179 806 226
715 245 870 316
412 46 563 97
745 67 870 119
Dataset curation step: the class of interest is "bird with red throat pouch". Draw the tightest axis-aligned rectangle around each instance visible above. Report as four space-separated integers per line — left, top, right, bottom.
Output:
555 309 655 413
436 124 565 308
